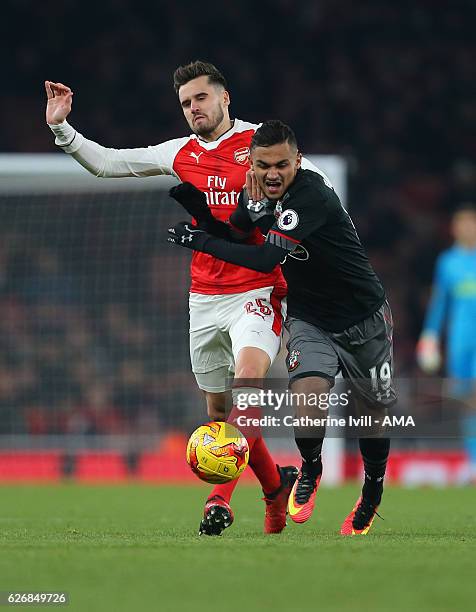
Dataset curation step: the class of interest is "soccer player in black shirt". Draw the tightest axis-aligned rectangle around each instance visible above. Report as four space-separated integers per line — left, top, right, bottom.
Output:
168 120 397 536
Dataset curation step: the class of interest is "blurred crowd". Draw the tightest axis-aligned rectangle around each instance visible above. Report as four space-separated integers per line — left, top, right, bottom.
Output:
0 195 199 436
1 0 475 434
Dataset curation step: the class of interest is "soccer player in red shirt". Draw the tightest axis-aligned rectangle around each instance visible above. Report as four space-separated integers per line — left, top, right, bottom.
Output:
44 61 317 535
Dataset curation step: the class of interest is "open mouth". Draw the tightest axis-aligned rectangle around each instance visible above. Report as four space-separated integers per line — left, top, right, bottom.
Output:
265 180 282 195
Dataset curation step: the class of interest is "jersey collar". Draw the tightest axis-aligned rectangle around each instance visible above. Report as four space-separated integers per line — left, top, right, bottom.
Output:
192 120 239 150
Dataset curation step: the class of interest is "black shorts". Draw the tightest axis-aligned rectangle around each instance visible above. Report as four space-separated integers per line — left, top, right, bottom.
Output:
285 301 397 410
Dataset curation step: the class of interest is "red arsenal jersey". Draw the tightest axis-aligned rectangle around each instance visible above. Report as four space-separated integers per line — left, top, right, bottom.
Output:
152 119 286 295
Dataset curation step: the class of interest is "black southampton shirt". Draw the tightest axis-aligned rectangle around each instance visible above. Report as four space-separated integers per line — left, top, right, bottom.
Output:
203 168 386 332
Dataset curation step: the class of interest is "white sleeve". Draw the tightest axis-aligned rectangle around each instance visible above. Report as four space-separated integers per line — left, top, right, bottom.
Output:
301 155 334 189
301 155 318 172
48 120 186 178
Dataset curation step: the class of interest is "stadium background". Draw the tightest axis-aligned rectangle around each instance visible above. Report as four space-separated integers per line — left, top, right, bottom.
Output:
0 0 475 485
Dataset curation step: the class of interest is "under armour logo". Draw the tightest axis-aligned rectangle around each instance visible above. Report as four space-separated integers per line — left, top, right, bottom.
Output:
181 235 193 243
190 152 204 164
247 200 265 212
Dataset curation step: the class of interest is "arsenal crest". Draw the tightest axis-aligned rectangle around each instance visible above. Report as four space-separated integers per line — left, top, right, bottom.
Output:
234 147 250 165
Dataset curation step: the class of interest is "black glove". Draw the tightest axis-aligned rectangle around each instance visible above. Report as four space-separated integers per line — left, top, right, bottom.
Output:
167 222 211 251
169 182 215 224
169 181 235 240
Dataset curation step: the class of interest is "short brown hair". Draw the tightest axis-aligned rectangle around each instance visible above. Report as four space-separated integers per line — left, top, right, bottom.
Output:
173 60 227 93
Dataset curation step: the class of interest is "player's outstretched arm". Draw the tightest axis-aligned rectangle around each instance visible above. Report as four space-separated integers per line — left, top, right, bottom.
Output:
44 80 176 178
167 222 285 273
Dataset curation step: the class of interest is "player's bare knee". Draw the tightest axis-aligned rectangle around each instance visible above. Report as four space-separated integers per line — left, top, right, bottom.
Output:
235 347 270 382
290 376 332 416
291 375 332 396
234 366 265 384
234 360 269 383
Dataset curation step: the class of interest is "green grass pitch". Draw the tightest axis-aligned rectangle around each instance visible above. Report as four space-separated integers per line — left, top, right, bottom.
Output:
0 483 474 611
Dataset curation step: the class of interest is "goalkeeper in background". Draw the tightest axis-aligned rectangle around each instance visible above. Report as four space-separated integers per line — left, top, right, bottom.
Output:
417 203 476 483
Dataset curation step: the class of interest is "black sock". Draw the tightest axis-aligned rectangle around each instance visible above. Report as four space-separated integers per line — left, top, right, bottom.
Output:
359 438 390 504
295 437 324 475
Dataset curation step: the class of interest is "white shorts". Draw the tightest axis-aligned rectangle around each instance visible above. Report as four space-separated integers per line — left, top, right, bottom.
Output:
189 286 287 393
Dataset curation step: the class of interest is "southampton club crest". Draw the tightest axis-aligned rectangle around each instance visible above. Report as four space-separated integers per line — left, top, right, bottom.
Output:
287 349 301 372
234 147 250 165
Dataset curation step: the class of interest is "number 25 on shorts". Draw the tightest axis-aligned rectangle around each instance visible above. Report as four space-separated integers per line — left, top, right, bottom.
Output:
245 299 272 318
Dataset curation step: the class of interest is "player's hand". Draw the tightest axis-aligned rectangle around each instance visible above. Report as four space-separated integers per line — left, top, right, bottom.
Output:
45 81 73 125
167 222 210 251
416 333 442 374
169 182 214 223
245 169 264 203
